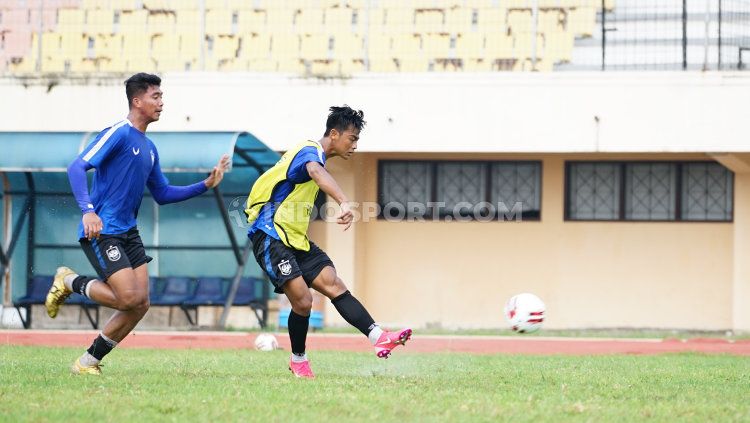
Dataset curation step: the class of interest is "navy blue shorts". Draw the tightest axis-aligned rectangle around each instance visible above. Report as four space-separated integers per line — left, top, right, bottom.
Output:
250 231 334 294
79 227 152 281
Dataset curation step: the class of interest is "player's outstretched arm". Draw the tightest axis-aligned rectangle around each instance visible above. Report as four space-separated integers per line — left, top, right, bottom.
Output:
67 158 103 240
306 161 353 231
147 154 230 205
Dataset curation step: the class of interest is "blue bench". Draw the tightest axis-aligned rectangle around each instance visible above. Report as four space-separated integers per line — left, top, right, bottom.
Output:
13 275 99 329
150 276 269 328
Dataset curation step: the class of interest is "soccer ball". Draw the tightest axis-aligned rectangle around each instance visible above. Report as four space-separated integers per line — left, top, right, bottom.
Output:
504 293 546 333
254 333 279 351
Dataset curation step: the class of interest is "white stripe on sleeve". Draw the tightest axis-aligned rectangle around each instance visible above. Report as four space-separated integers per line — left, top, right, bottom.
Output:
82 120 130 162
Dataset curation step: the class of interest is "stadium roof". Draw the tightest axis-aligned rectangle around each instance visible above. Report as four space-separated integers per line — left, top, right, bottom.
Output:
0 131 279 173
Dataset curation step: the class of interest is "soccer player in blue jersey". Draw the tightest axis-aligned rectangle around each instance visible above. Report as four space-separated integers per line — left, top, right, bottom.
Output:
44 73 230 375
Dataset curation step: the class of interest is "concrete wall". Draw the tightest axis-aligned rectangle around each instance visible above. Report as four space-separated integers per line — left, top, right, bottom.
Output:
316 152 736 330
1 72 749 153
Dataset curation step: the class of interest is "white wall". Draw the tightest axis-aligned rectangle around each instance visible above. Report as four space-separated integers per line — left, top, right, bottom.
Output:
1 72 748 153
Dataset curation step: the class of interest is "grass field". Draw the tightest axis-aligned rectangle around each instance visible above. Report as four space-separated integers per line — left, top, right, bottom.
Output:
1 346 748 422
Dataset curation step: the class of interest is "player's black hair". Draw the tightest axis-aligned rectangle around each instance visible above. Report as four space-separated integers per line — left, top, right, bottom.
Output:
125 73 161 108
324 105 366 137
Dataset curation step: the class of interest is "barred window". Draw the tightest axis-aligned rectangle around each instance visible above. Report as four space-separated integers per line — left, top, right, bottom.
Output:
566 161 733 221
379 160 541 221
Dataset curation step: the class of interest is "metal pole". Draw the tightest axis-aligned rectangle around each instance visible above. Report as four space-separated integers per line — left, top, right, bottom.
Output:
217 240 252 329
601 0 606 71
24 173 35 310
213 186 243 265
363 0 371 71
718 0 722 69
36 0 44 72
199 0 206 71
703 0 710 70
682 0 688 70
531 0 539 69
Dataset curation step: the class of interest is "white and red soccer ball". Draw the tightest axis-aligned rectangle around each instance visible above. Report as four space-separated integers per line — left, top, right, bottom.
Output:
504 293 546 333
253 333 279 351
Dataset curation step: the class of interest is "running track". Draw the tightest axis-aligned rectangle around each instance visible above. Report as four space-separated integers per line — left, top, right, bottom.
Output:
2 330 749 356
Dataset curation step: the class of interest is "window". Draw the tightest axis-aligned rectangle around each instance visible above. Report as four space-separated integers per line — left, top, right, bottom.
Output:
566 161 733 221
379 160 541 221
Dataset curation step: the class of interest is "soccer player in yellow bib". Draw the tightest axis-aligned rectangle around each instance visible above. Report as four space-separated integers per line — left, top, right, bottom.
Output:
246 106 411 378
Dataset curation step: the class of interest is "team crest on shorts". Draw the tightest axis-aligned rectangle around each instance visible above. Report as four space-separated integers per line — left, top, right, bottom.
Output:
278 259 292 276
106 245 122 262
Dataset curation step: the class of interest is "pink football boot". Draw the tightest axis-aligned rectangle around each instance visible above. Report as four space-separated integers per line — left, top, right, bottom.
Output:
374 328 412 359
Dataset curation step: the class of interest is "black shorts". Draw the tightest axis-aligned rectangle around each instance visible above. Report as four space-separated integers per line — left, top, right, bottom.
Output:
250 231 334 294
80 227 152 281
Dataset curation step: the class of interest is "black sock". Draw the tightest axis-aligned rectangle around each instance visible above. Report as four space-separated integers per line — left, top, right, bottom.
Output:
71 276 94 297
288 310 310 355
331 290 375 336
87 334 116 361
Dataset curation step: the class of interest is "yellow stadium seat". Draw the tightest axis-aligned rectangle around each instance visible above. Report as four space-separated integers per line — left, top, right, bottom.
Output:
227 0 254 10
70 57 98 73
122 33 150 57
465 0 496 7
445 8 473 33
171 0 199 10
384 7 414 33
153 57 185 72
151 33 180 56
206 10 233 35
180 34 201 61
422 33 451 57
176 10 201 34
112 0 142 11
331 35 363 59
248 59 279 72
211 35 238 60
485 33 513 58
126 56 156 72
238 34 271 60
463 57 492 71
147 12 176 34
507 9 533 33
414 9 444 33
58 9 85 33
41 56 66 73
141 0 171 10
300 34 330 60
237 10 266 34
513 32 545 59
367 34 392 57
397 57 429 72
544 30 574 62
568 7 596 38
326 7 352 26
310 59 337 75
82 0 111 9
340 58 365 74
476 8 507 33
41 33 62 55
93 34 123 57
367 9 387 32
119 10 148 34
271 34 300 59
539 9 566 33
266 9 295 29
391 33 421 56
368 58 398 72
87 9 115 34
294 9 325 35
60 33 88 57
98 56 127 72
9 57 37 73
455 32 484 58
277 59 305 73
205 0 227 9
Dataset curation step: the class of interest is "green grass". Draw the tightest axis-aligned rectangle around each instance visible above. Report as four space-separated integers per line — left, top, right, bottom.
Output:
1 346 748 422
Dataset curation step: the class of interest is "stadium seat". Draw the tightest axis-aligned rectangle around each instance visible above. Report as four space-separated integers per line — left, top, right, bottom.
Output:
176 10 201 35
340 58 366 74
456 32 484 58
383 7 414 33
13 275 99 329
476 7 507 33
147 12 176 35
205 9 233 35
331 35 363 60
507 9 533 33
294 8 325 35
445 8 473 33
232 277 269 327
150 276 195 306
237 9 266 34
57 9 85 32
414 9 444 33
238 34 271 60
181 277 226 325
118 9 148 34
271 34 300 60
325 7 353 27
87 9 116 34
301 34 330 60
568 6 596 38
369 57 398 72
485 33 513 58
422 33 451 58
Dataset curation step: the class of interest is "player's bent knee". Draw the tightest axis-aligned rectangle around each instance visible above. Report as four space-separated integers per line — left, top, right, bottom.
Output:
120 293 149 311
291 296 313 314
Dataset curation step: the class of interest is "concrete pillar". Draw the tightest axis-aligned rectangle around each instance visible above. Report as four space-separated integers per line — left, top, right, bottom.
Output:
712 154 750 332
